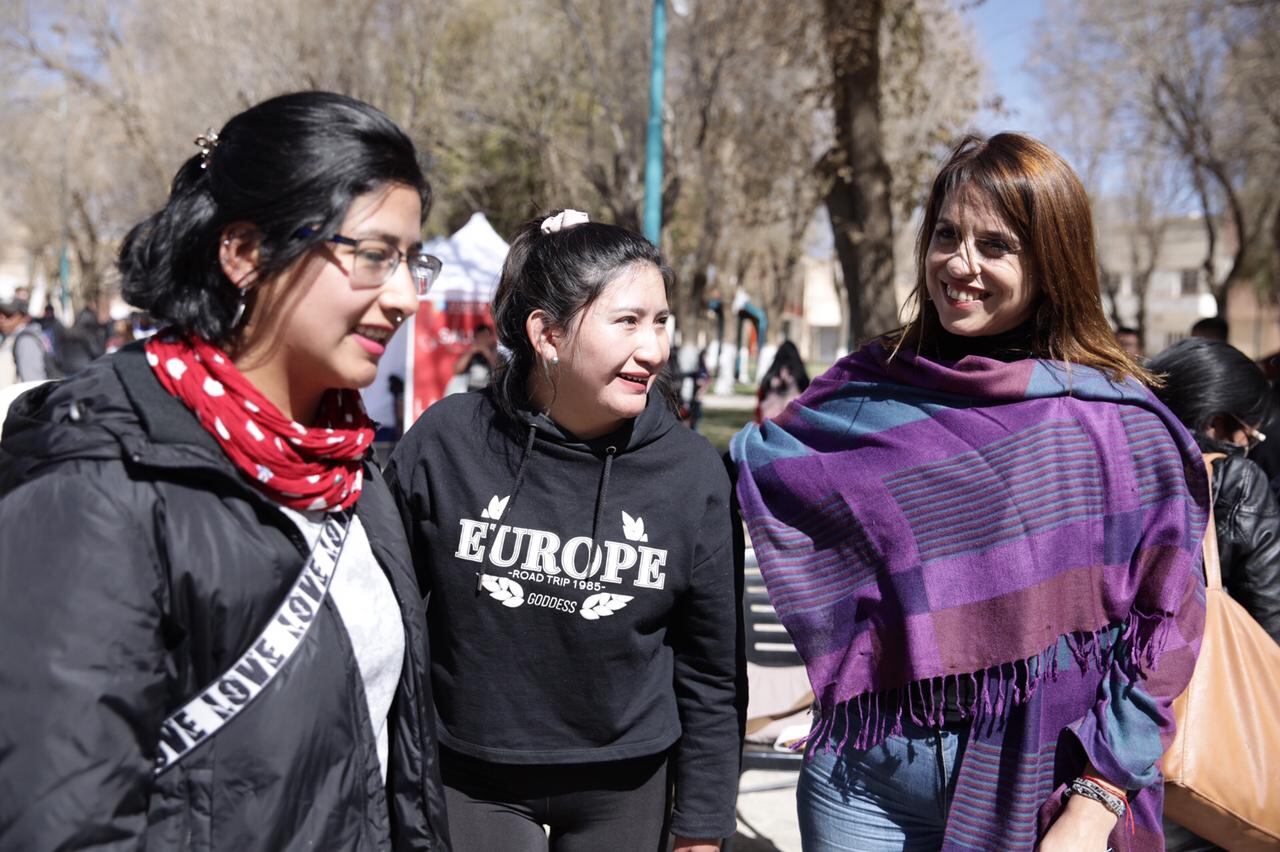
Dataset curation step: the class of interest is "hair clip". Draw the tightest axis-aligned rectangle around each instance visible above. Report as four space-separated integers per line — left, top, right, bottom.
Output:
194 129 220 170
540 209 589 234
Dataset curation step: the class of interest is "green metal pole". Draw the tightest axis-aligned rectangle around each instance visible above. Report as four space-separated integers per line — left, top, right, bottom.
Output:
59 89 70 316
642 0 666 245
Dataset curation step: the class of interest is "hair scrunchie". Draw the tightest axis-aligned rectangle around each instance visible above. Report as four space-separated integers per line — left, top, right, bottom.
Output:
540 209 589 234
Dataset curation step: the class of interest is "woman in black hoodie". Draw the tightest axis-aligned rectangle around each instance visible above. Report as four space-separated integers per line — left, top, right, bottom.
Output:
386 210 743 852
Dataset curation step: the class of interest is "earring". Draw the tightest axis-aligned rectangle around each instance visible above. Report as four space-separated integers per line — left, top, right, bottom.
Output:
550 355 559 366
231 291 249 328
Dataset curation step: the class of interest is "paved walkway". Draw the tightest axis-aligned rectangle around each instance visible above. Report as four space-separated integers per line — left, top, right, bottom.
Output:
698 392 803 850
702 392 757 412
733 770 801 851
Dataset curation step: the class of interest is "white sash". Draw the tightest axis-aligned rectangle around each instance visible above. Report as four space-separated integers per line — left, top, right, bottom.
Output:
154 509 354 775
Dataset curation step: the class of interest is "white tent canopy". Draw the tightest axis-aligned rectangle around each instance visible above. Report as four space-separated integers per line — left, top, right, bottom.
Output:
433 212 509 305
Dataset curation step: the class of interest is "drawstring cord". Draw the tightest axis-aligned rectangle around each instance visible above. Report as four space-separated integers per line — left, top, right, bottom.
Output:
587 446 616 573
476 422 539 592
476 422 617 592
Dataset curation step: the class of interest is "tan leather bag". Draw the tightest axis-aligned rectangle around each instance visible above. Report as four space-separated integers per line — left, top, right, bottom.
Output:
1161 454 1280 850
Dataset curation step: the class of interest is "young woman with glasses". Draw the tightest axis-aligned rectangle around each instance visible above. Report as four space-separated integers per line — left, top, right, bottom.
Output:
1150 337 1280 645
0 92 452 851
734 134 1208 851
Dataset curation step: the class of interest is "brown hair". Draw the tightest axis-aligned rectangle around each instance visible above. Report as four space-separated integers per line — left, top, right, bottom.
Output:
893 133 1154 385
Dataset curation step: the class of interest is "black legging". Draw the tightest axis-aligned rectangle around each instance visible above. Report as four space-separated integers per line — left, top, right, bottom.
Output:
441 747 672 852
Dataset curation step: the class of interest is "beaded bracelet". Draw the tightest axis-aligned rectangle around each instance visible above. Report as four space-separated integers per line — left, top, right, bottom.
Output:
1082 773 1128 803
1066 777 1127 819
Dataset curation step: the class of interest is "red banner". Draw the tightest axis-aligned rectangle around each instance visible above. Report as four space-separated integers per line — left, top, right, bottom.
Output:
408 300 494 422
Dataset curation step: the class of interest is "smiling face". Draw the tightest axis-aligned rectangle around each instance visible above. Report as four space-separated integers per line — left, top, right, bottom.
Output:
232 183 421 423
924 183 1038 338
539 263 670 439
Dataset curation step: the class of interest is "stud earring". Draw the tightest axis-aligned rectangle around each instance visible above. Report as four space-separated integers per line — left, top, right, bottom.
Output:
551 355 559 366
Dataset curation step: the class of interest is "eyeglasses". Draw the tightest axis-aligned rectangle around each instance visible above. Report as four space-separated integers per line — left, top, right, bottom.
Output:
298 227 442 296
1229 413 1267 454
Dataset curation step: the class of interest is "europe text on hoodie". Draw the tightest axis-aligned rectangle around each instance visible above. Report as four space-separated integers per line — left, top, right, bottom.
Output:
385 389 743 840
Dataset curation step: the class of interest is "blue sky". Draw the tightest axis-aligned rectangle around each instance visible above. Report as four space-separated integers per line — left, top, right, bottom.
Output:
962 0 1051 140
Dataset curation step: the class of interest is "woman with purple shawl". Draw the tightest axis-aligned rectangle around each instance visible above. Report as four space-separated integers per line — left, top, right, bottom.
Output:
732 134 1207 851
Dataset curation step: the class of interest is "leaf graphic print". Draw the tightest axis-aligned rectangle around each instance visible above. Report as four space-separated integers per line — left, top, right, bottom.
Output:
481 494 511 520
480 575 524 607
580 592 634 620
621 511 648 542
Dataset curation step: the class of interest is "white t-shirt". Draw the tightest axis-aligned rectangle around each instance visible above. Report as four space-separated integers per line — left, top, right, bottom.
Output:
278 507 405 782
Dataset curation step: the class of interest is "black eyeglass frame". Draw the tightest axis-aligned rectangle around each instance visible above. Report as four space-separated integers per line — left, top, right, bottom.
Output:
296 226 442 296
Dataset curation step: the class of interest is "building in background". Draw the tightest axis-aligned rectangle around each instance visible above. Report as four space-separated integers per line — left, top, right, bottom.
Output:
1097 213 1279 359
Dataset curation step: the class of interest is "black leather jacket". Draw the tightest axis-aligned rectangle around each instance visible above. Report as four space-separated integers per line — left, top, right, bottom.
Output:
1209 449 1280 643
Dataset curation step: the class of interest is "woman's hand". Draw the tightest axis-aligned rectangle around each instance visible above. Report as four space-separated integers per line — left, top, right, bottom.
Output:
1037 793 1117 851
672 837 719 852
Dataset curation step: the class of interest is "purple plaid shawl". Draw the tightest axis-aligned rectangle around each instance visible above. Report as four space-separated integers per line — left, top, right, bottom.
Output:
732 344 1207 850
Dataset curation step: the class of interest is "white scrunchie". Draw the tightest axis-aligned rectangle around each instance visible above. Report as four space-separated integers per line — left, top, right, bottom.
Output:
540 209 590 234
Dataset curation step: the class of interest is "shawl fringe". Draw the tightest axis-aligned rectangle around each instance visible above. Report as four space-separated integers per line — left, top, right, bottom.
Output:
795 610 1176 756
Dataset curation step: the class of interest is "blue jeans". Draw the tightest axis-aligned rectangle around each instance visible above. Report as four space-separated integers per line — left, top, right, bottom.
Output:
797 716 970 852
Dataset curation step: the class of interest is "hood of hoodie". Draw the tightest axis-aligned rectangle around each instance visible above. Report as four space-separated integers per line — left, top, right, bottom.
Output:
0 342 241 495
511 388 680 456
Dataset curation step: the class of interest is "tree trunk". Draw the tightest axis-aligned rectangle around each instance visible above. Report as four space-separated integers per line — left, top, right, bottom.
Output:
821 0 895 350
1099 263 1123 329
1133 269 1152 350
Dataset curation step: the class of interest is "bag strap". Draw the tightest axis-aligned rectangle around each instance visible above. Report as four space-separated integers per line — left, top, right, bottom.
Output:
153 508 355 776
1201 453 1226 592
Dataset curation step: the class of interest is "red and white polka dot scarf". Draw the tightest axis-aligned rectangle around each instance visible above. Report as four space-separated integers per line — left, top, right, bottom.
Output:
145 335 375 512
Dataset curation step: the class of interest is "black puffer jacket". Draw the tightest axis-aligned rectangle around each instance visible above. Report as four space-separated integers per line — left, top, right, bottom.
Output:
0 343 451 851
1209 449 1280 643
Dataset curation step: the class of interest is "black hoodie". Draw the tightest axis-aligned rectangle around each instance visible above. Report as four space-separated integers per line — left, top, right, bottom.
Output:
385 389 744 840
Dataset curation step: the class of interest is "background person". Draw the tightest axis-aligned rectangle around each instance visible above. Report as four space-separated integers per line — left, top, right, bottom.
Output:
1115 325 1143 359
453 322 501 391
1190 316 1228 342
754 339 809 423
56 306 108 375
0 91 451 851
1149 337 1280 643
734 133 1206 852
0 298 54 385
387 210 743 852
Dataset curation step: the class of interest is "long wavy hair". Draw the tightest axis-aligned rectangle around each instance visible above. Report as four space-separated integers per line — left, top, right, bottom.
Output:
892 133 1154 385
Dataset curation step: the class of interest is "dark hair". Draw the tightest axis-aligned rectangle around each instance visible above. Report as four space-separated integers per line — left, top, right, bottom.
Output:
1149 338 1273 436
119 91 430 342
759 340 810 396
895 133 1154 385
1191 316 1229 342
490 211 674 424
